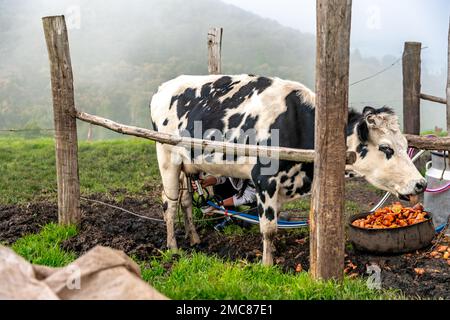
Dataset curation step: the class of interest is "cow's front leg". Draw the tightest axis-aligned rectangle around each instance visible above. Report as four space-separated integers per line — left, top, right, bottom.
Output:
180 188 201 246
157 146 182 251
257 191 278 266
162 192 179 250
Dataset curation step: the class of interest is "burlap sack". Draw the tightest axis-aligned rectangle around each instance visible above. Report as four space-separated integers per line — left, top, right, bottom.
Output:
0 245 167 300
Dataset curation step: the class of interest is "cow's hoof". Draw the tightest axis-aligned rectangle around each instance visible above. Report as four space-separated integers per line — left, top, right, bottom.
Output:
166 241 178 252
190 235 201 247
262 254 274 266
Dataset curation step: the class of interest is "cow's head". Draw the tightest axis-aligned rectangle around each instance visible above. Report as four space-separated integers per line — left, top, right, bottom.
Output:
347 106 427 200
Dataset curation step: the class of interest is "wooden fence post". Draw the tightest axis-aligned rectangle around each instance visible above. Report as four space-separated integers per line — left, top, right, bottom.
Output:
447 19 450 135
208 27 223 75
42 15 81 225
310 0 352 281
403 42 422 135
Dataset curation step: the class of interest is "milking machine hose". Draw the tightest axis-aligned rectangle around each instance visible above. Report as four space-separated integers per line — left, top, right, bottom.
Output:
206 201 309 229
371 148 449 233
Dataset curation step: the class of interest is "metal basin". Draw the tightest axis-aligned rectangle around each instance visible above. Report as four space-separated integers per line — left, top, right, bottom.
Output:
348 212 435 254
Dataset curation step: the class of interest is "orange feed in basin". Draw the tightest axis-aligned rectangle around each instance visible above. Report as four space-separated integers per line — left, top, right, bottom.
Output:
352 203 429 230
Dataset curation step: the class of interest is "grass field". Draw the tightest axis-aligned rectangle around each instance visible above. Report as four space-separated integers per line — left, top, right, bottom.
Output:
0 136 160 204
0 136 403 300
11 223 401 300
0 136 361 213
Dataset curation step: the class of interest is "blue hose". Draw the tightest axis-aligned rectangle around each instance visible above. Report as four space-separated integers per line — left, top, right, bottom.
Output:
207 201 448 233
435 224 448 233
207 201 308 228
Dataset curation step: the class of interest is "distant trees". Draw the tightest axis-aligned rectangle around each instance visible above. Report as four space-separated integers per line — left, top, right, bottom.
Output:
0 0 446 139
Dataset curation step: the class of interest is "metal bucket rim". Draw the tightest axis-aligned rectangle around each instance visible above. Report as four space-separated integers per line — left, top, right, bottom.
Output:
431 151 449 157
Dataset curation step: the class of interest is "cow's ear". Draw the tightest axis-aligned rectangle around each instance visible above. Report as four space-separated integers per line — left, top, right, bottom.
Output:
363 106 376 115
357 119 369 142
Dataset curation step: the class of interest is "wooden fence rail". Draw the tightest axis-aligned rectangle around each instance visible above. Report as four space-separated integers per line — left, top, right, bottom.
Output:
76 110 359 163
420 93 447 105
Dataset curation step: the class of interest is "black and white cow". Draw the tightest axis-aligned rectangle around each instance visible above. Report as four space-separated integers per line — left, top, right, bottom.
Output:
150 74 427 265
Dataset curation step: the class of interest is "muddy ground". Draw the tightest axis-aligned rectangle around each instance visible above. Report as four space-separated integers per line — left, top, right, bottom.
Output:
1 179 449 299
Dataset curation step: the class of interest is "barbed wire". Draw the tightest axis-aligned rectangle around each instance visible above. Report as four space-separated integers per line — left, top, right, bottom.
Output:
80 196 225 223
350 46 429 87
0 128 54 132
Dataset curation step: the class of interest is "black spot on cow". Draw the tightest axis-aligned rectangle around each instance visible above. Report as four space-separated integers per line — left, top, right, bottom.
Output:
162 201 168 212
295 176 312 196
255 77 273 93
357 143 368 159
162 118 169 126
302 163 314 181
241 115 259 132
270 90 315 150
357 120 369 142
173 76 271 140
265 206 275 221
285 184 294 192
200 82 212 97
212 76 234 95
257 203 264 217
228 113 245 128
266 179 278 198
280 175 289 184
151 120 158 131
348 107 394 143
169 96 179 110
290 171 300 183
363 106 394 116
259 192 266 204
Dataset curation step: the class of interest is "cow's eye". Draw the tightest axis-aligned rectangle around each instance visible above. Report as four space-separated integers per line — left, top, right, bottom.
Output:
379 145 394 159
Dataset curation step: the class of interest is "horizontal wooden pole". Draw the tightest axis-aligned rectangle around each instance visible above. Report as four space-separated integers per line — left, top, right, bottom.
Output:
420 93 447 105
76 110 357 164
405 134 450 150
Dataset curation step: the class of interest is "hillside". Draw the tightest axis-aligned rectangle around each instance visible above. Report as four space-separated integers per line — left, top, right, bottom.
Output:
0 0 445 139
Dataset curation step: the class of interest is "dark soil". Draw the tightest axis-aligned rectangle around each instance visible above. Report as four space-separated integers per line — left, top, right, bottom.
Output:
1 179 449 299
0 202 57 244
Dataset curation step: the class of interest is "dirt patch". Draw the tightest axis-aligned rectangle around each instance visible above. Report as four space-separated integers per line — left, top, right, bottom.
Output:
0 202 57 244
1 182 449 299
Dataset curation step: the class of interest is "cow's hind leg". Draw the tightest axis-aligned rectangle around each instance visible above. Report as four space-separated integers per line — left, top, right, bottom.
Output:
257 189 279 266
179 172 201 246
157 145 182 250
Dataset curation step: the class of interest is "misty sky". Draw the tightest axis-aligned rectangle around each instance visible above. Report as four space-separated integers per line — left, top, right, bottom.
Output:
223 0 450 74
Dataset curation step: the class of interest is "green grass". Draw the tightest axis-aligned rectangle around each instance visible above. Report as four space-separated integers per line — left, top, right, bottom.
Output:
11 223 77 267
140 251 402 300
0 137 160 204
10 223 403 300
1 137 404 299
421 130 448 137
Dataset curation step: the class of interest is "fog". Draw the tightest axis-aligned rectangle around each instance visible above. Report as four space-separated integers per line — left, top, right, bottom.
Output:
223 0 450 73
0 0 448 138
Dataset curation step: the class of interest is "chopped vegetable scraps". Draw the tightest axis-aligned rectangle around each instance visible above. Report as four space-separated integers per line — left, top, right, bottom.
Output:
352 203 429 229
